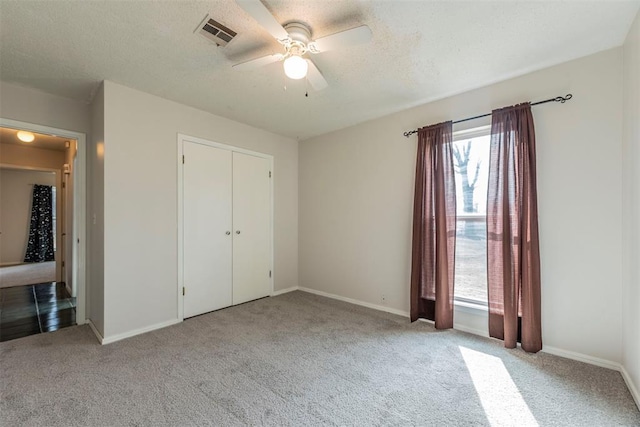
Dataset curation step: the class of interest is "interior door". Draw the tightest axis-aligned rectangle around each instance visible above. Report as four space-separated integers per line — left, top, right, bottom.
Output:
183 141 233 318
232 152 271 305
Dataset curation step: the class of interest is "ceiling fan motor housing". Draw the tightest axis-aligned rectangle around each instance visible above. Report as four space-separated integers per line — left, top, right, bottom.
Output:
283 21 318 57
284 22 311 44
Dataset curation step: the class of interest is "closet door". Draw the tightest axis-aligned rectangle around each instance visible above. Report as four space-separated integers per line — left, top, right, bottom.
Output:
232 152 271 305
183 141 233 318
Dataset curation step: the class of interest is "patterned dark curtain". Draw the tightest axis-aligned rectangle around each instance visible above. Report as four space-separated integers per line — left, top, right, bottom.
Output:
24 184 55 263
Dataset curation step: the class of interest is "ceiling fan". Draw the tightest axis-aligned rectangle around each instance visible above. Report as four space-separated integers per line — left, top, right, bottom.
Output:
233 0 372 91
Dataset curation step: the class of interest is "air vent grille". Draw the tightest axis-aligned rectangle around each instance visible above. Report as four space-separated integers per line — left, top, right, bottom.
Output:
197 15 237 47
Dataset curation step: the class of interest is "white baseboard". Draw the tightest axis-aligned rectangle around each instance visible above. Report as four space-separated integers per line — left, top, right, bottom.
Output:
540 345 640 409
101 319 182 345
296 286 639 408
620 365 640 411
541 345 621 371
87 319 104 344
298 287 409 317
271 286 299 296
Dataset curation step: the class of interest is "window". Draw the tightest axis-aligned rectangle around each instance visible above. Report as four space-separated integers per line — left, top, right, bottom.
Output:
453 126 490 304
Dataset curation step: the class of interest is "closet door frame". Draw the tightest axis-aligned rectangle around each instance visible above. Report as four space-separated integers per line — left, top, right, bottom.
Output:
177 134 274 321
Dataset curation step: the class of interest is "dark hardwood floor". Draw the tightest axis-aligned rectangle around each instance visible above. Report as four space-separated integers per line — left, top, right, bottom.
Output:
0 282 76 342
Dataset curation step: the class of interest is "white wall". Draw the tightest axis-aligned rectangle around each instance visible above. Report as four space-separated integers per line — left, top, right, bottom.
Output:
0 143 66 170
88 83 105 336
300 48 624 364
100 81 298 340
622 10 640 407
0 81 90 135
0 168 56 264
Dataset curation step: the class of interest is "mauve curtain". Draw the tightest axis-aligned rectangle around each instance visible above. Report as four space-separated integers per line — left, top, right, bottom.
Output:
486 103 542 353
24 184 55 263
410 121 456 328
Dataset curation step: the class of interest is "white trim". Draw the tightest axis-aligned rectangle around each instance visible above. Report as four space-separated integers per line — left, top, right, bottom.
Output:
296 287 489 337
296 287 640 408
620 365 640 411
298 287 410 317
541 346 639 410
176 134 274 321
176 137 184 321
178 133 274 160
0 118 87 325
87 319 104 344
541 345 621 371
453 323 489 337
271 286 299 296
265 284 640 407
101 319 182 345
453 124 491 138
0 164 58 173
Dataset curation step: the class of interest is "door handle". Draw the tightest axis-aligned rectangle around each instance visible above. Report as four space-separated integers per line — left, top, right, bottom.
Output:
236 230 241 235
225 231 231 235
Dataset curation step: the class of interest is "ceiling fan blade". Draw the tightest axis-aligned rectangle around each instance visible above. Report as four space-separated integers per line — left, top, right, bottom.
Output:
236 0 289 41
306 60 328 91
310 25 372 53
233 53 283 71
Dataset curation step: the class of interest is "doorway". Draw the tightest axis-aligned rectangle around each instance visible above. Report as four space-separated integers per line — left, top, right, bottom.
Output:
0 119 87 341
0 165 60 286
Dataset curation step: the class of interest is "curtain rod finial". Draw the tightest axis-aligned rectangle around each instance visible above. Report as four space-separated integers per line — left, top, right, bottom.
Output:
556 94 572 103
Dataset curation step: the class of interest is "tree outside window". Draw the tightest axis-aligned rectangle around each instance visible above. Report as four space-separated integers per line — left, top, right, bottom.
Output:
453 130 490 303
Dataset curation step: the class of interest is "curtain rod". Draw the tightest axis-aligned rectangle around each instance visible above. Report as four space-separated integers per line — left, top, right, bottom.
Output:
403 94 573 138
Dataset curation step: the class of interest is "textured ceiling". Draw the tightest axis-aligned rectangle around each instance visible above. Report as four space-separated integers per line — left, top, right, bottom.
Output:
0 1 638 140
0 127 68 151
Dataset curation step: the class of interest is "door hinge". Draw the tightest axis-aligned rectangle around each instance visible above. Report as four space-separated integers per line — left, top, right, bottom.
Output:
62 182 66 189
269 171 271 178
182 155 185 164
61 261 65 267
269 270 272 278
182 287 185 296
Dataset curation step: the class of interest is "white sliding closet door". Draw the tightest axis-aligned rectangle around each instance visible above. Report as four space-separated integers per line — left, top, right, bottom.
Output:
183 141 233 318
232 152 271 305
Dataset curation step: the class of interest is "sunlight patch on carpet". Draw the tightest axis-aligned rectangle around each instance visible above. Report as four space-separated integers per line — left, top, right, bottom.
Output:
459 345 538 427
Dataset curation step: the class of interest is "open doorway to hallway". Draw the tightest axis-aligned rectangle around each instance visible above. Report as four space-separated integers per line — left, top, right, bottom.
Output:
0 126 78 341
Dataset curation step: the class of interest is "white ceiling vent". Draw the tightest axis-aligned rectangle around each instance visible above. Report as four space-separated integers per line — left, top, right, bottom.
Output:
196 15 237 47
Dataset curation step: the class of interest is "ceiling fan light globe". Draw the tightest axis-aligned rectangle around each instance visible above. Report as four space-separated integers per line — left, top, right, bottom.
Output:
283 55 308 80
17 131 35 143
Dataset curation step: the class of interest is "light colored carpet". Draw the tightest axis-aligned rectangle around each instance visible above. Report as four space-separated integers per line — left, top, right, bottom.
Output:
0 291 638 426
0 261 55 288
